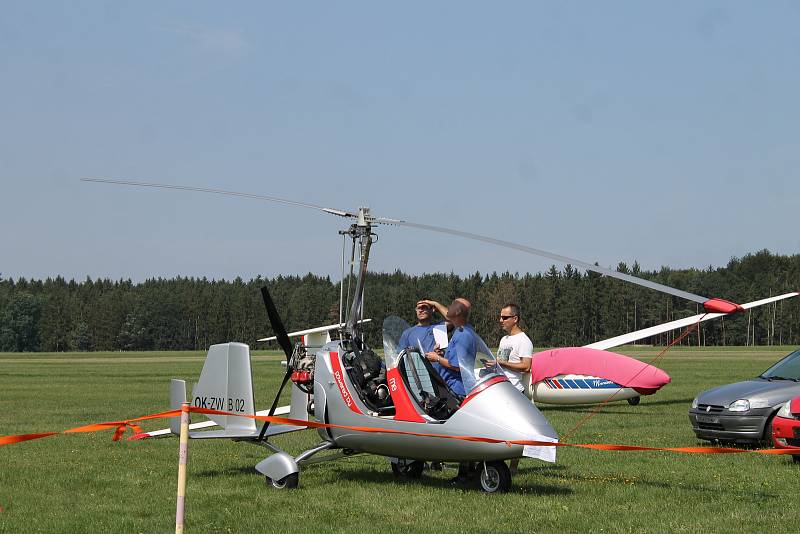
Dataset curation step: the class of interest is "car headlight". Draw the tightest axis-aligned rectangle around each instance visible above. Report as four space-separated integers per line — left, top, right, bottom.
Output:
728 399 751 412
777 401 792 418
691 397 699 409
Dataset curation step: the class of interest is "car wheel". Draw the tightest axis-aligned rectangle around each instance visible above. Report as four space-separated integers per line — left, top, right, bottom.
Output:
391 460 425 479
761 412 777 446
478 461 511 493
267 472 299 489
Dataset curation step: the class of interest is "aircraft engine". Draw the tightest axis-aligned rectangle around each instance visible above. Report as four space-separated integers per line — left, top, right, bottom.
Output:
289 344 316 394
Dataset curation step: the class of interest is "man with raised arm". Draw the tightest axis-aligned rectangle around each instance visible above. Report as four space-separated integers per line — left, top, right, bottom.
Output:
425 298 476 397
398 300 439 354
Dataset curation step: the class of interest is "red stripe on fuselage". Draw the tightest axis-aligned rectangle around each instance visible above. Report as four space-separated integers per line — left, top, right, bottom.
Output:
329 352 362 414
461 376 509 408
386 368 426 423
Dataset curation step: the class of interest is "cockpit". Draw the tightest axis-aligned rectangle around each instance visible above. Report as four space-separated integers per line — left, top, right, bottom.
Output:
338 315 504 422
395 347 462 420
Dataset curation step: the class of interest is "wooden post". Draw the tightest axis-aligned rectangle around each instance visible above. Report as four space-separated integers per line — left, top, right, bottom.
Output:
176 402 190 534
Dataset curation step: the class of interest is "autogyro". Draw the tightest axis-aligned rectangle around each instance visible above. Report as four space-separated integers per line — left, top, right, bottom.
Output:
83 178 797 492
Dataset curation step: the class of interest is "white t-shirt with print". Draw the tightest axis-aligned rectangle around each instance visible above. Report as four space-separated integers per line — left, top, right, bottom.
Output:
496 332 533 392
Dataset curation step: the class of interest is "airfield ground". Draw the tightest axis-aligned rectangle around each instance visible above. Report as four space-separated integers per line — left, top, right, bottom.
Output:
1 346 798 532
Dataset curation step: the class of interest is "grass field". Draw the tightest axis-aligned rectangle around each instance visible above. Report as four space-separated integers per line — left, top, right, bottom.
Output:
2 346 799 533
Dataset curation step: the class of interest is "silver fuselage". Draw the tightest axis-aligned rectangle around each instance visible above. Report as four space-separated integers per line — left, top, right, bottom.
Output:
313 341 558 462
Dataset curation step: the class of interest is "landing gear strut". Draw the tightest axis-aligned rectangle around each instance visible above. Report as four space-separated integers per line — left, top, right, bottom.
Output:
391 459 425 479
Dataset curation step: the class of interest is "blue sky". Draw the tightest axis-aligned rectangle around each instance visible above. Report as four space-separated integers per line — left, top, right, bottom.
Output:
1 2 798 282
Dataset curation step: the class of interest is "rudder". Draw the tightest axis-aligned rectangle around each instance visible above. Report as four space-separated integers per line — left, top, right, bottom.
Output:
191 343 257 434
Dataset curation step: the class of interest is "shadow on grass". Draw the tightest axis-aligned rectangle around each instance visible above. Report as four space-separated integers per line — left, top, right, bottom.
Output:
542 397 694 414
532 469 779 499
329 464 572 496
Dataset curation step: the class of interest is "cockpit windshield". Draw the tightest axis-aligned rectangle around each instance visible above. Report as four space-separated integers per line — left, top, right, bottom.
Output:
382 315 410 370
459 330 498 394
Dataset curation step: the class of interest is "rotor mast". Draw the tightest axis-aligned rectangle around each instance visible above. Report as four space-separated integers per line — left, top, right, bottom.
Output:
341 207 374 338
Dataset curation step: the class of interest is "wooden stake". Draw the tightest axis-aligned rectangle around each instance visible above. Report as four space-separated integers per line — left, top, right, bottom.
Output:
176 402 190 534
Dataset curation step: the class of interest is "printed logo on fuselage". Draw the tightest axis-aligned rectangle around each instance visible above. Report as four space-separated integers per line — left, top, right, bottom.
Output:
333 370 354 408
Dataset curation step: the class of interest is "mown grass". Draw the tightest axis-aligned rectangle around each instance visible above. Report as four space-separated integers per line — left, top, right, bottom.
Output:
1 346 799 533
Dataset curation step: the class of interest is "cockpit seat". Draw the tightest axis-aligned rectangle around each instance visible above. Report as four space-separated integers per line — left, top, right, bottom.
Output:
397 350 462 420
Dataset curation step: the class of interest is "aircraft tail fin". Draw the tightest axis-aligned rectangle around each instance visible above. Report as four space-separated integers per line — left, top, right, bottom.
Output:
190 342 257 435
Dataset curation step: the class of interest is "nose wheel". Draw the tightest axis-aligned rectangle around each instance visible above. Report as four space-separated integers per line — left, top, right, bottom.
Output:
267 472 299 489
478 461 511 493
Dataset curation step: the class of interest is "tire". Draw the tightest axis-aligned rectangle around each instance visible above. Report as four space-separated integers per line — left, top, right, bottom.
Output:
268 472 299 489
478 461 511 493
391 460 425 479
627 396 641 406
793 454 800 464
761 413 777 447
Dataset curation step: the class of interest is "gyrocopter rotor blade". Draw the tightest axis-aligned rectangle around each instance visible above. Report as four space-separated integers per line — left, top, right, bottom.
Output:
81 178 742 312
387 220 707 306
80 178 356 219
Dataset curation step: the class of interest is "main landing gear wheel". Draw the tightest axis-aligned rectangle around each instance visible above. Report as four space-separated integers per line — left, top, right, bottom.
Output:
267 472 299 489
391 460 425 479
627 396 641 406
478 461 511 493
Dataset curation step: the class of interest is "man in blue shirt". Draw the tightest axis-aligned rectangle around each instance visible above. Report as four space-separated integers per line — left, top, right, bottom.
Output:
425 298 476 396
398 301 437 354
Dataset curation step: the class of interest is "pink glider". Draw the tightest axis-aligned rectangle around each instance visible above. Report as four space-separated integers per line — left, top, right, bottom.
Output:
527 347 671 405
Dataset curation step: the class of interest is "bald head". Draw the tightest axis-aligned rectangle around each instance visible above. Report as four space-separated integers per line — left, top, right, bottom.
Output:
447 297 471 327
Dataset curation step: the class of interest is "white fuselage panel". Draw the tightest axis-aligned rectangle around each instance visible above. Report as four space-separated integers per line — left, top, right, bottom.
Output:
530 374 638 405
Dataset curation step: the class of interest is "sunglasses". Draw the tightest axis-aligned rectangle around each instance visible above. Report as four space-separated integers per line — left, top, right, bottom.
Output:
499 315 517 320
416 306 432 312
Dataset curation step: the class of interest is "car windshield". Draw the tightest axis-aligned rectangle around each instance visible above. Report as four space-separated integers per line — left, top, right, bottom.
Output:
759 349 800 380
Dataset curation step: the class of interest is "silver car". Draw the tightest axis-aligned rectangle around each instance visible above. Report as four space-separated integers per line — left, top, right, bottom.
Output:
688 348 800 445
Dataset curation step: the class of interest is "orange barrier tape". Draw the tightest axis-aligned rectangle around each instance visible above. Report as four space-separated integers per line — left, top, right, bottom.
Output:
192 407 800 456
2 406 799 457
64 409 180 441
0 432 59 446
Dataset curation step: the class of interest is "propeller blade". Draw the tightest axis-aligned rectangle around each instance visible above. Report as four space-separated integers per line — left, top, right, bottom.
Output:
260 286 293 360
257 371 293 441
388 220 710 305
257 285 295 441
80 178 356 219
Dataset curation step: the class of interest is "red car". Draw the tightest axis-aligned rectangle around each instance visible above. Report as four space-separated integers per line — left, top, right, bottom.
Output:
772 396 800 463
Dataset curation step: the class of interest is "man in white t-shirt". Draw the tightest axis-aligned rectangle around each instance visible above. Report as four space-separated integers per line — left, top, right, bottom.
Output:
483 303 533 392
484 302 533 474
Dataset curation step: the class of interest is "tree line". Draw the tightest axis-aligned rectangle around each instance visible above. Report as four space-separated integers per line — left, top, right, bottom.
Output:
1 249 798 352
